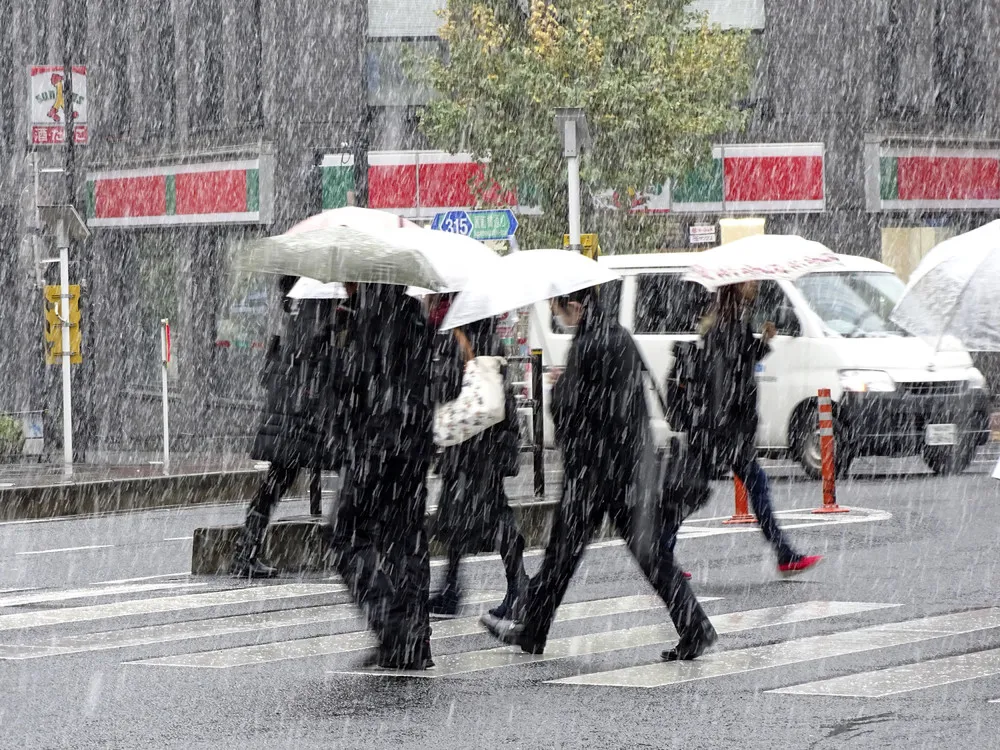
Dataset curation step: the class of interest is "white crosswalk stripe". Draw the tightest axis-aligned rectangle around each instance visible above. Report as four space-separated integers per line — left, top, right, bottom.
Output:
552 608 1000 688
0 583 344 632
769 647 1000 698
10 580 1000 700
0 591 503 660
130 593 716 669
351 601 894 679
0 582 204 609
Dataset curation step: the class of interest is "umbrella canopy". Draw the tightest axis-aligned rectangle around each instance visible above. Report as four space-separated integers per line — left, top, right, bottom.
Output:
286 206 418 235
231 223 501 291
891 220 1000 351
287 277 348 299
440 249 621 331
683 234 843 289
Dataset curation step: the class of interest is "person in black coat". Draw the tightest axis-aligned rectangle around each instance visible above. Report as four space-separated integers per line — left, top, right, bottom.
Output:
231 276 343 578
481 287 717 661
700 281 821 576
325 283 440 670
428 308 528 619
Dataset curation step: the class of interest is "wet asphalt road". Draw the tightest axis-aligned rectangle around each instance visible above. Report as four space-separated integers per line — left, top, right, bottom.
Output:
1 456 1000 749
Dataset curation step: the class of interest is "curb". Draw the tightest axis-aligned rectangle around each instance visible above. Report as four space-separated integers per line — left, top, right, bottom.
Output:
0 470 264 522
191 500 612 575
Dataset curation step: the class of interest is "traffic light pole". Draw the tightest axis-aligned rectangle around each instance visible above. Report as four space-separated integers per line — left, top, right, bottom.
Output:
56 218 73 478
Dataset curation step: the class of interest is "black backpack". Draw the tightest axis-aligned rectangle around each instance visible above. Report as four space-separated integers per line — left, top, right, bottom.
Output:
640 343 715 518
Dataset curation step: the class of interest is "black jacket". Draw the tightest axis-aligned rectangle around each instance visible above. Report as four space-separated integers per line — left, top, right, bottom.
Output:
250 297 337 469
552 304 649 488
702 315 770 466
338 285 438 464
432 319 520 550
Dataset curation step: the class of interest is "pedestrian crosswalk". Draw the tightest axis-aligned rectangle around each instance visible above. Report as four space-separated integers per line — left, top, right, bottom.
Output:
3 580 1000 701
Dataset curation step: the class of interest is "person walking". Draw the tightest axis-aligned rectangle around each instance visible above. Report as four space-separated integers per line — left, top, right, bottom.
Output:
428 305 528 620
326 283 439 670
699 281 822 576
231 276 341 579
481 288 717 661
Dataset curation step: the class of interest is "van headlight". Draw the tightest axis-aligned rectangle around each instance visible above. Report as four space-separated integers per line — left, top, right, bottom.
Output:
840 369 897 393
968 368 987 390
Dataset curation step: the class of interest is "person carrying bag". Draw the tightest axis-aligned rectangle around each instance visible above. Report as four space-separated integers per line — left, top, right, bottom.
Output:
433 328 507 448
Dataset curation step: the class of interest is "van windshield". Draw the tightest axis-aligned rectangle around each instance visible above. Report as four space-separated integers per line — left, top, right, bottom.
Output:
794 272 910 338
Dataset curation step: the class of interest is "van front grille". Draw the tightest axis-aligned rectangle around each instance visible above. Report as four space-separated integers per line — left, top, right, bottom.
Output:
899 380 965 397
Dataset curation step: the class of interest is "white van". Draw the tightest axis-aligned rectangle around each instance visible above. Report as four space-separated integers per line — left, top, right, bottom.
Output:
530 252 991 476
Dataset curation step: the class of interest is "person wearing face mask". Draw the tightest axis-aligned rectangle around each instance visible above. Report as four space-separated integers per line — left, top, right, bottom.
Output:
481 287 717 661
426 294 529 619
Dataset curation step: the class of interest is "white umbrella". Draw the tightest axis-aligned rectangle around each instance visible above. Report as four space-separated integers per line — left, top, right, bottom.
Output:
891 219 1000 351
286 206 418 234
232 224 501 291
287 277 348 299
440 249 621 331
683 234 843 289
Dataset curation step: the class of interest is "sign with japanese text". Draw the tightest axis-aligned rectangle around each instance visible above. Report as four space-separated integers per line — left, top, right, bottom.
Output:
30 65 88 146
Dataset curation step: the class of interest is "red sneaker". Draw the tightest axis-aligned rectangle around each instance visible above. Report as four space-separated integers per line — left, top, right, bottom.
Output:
778 555 823 577
682 571 692 580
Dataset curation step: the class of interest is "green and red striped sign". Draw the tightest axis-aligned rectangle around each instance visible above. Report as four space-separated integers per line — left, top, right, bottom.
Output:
325 145 825 218
321 152 538 218
872 146 1000 210
86 158 272 227
670 143 825 213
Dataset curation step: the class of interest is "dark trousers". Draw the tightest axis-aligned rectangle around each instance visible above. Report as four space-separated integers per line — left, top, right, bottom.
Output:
441 499 526 594
732 457 797 564
328 457 432 665
236 464 299 562
520 469 710 647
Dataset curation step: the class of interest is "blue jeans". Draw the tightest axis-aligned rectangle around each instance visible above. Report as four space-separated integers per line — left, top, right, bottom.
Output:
732 458 798 564
663 458 799 565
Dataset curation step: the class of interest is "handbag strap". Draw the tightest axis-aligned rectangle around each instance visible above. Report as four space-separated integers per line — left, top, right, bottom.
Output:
632 339 669 418
453 328 475 363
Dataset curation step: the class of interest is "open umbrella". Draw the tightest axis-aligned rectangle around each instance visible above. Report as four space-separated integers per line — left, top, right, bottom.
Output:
285 206 418 235
891 220 1000 351
287 277 348 299
439 249 621 331
683 234 842 289
231 222 501 291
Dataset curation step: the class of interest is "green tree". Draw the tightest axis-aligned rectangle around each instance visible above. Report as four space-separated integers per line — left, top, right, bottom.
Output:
417 0 751 248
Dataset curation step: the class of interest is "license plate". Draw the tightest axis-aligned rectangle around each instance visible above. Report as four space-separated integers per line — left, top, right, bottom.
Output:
925 423 957 446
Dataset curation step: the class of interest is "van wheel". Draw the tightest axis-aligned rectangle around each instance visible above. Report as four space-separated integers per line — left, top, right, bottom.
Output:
923 443 974 475
790 405 853 480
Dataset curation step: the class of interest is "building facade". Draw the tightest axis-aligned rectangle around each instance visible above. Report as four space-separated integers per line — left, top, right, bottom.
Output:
0 1 368 458
2 0 997 459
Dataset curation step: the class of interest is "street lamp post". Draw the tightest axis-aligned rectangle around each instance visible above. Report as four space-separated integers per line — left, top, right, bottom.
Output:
38 205 89 478
554 108 591 253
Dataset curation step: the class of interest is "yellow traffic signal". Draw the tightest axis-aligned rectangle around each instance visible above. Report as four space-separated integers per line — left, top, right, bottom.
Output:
43 285 82 365
563 232 601 260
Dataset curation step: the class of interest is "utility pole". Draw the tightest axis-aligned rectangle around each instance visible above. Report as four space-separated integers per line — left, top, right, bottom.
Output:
353 107 373 208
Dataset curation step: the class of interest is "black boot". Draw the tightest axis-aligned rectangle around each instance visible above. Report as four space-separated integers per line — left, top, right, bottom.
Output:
489 567 529 620
429 548 462 617
428 586 460 617
661 619 718 662
229 510 280 579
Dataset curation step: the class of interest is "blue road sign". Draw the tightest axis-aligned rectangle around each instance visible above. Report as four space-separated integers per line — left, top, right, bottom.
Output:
431 210 472 236
432 209 518 240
